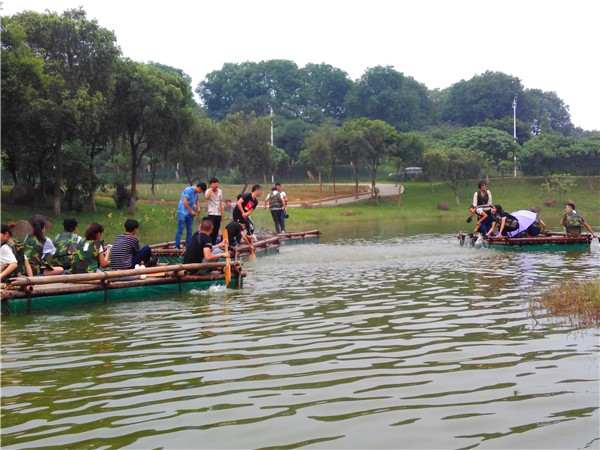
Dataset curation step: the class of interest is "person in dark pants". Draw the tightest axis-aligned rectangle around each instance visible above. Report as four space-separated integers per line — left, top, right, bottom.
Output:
233 184 262 235
110 219 156 270
264 183 287 233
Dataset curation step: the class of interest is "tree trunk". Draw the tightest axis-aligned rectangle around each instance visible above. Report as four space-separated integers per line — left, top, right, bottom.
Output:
353 165 359 199
453 186 460 207
333 162 337 203
318 171 322 207
129 145 138 216
53 142 63 217
88 147 97 212
150 161 158 204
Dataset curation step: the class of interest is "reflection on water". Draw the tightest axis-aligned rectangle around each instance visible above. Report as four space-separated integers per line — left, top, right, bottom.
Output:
2 233 599 449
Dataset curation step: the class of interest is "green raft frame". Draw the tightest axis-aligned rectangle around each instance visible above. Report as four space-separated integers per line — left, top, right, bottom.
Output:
1 262 245 316
458 232 592 252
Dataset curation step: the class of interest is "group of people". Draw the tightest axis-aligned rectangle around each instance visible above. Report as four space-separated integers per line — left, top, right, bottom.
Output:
174 179 290 267
1 217 158 282
467 181 597 239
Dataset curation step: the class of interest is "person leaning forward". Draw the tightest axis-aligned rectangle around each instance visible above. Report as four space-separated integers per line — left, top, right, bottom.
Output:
175 183 206 249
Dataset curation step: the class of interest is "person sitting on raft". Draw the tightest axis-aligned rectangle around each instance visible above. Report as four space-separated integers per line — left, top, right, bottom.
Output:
70 223 112 274
183 217 230 275
24 218 64 276
486 205 519 237
560 202 598 238
526 211 546 237
1 223 33 280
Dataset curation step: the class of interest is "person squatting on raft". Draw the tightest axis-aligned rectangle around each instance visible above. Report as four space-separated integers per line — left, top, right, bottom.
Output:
486 205 519 237
560 202 598 238
175 183 206 249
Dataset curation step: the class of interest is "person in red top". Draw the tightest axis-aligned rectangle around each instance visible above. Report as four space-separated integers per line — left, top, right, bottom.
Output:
233 184 262 235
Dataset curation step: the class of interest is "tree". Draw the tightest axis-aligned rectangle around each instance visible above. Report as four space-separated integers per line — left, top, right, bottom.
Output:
300 123 337 205
388 132 426 185
2 8 120 216
520 133 573 177
445 126 520 180
221 111 270 192
274 118 317 164
340 118 399 203
112 60 195 215
345 66 431 131
422 147 485 206
298 63 353 123
441 71 525 127
524 89 573 136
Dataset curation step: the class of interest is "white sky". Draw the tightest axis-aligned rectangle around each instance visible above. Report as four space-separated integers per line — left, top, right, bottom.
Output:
2 0 599 130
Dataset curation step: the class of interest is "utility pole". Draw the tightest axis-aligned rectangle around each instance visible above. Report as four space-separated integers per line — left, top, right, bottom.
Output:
512 95 518 177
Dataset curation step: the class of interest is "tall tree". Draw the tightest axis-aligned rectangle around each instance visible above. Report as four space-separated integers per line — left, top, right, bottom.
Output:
112 60 195 215
2 8 119 216
520 133 573 177
422 147 485 206
344 65 431 131
388 132 426 185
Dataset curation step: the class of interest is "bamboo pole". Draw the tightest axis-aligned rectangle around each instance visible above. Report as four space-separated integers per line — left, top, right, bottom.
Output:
8 262 240 287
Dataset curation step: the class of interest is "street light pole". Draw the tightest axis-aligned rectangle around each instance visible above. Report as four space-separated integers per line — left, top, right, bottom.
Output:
512 95 518 177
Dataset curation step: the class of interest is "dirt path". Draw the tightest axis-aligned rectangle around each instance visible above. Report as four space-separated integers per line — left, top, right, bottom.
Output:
287 183 401 207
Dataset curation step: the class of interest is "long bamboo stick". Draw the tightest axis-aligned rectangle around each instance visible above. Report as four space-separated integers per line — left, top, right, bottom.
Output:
8 262 241 287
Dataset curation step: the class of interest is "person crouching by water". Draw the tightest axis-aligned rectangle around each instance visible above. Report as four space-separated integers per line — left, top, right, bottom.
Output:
468 205 494 236
560 202 597 238
24 218 64 276
486 205 519 237
110 219 156 270
183 217 230 274
71 223 112 274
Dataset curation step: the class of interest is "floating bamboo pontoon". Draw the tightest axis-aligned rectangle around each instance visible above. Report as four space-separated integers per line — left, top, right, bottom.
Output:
458 231 592 251
1 262 245 315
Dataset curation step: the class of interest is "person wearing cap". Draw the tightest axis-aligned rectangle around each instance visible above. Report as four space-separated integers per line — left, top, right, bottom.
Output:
204 177 223 244
560 202 597 237
175 182 206 249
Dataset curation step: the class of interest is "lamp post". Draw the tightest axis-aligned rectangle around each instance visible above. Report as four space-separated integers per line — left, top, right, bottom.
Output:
512 95 518 177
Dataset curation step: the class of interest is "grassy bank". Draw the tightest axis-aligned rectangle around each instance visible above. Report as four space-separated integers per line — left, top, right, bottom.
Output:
1 176 598 243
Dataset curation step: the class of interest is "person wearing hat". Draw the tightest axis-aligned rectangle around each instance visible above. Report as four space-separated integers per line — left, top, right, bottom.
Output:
204 177 223 244
560 202 597 237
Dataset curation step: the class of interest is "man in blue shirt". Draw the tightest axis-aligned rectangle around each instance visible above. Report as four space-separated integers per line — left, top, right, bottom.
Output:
175 183 206 249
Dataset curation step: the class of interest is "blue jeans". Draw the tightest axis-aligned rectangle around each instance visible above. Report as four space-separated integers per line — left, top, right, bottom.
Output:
175 213 194 249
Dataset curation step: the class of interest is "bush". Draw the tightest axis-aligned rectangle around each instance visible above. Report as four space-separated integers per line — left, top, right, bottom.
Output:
112 181 131 210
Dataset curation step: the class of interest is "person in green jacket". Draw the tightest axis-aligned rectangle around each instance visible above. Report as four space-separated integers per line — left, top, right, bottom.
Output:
71 223 112 274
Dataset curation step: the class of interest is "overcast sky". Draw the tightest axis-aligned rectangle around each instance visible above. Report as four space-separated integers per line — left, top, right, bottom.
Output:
2 0 598 130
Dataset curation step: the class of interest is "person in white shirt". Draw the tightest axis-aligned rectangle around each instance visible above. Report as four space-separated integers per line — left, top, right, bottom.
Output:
204 177 223 244
264 183 288 233
1 223 32 280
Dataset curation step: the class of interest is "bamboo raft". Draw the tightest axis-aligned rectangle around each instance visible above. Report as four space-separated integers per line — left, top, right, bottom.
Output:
151 229 321 263
458 231 592 251
1 262 245 315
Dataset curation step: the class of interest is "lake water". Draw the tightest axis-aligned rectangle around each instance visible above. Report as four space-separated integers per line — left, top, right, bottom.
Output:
2 223 599 449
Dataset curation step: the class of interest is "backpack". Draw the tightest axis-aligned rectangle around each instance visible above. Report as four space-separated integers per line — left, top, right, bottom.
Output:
269 191 283 209
54 231 79 268
565 210 583 228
